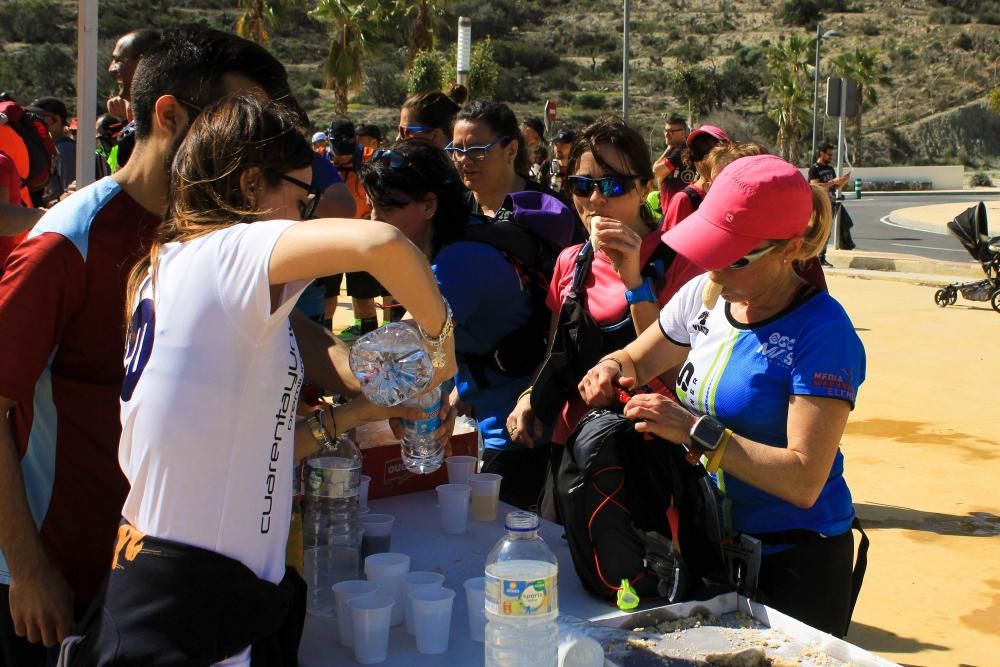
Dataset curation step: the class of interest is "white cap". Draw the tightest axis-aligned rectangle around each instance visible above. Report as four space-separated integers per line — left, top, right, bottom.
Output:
312 131 328 143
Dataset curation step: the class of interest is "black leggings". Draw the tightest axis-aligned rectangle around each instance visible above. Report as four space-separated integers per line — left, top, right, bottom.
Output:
481 445 551 514
754 529 855 637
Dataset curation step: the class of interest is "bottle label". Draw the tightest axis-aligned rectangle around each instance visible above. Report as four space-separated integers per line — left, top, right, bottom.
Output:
485 574 557 617
402 404 440 436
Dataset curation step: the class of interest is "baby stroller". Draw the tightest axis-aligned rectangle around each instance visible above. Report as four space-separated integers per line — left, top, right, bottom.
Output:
934 202 1000 313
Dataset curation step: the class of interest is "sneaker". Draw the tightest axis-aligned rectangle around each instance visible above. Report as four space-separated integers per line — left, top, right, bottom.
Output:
336 324 364 343
820 259 834 268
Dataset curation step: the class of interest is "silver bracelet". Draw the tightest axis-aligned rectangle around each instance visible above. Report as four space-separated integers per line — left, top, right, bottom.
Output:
418 300 454 369
306 406 336 451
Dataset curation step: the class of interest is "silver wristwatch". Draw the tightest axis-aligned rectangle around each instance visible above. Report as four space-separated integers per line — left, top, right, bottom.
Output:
306 407 335 451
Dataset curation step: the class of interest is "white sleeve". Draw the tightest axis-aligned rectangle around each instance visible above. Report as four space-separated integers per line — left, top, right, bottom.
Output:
657 273 708 347
211 220 308 340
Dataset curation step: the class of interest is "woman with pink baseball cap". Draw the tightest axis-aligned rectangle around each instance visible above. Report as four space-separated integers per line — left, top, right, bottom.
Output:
578 154 868 637
660 125 731 232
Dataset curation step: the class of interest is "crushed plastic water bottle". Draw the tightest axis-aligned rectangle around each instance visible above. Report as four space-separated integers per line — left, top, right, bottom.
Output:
400 386 443 474
349 322 434 407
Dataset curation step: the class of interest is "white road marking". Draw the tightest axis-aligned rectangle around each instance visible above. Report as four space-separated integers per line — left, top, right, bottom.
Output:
890 243 965 252
880 214 949 235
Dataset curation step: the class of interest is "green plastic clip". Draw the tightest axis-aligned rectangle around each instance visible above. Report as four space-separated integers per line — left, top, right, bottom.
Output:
617 578 639 610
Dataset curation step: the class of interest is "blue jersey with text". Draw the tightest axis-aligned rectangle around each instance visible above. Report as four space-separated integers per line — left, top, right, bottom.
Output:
659 274 866 538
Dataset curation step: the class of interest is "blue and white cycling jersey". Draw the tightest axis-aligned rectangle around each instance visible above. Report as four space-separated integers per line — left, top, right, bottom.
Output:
658 274 866 538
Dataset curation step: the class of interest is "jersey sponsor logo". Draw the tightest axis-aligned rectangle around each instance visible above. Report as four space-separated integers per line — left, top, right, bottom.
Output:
757 332 795 366
261 325 303 534
692 310 710 335
812 369 856 402
122 298 155 401
111 523 146 570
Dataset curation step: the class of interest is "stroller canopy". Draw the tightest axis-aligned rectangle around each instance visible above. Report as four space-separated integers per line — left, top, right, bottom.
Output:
947 202 992 263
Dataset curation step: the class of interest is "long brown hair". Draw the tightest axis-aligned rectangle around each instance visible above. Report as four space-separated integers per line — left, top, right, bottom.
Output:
125 95 312 320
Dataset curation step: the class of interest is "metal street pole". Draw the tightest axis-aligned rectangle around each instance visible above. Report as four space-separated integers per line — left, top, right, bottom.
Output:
76 0 98 189
622 0 630 122
456 17 471 89
834 78 847 250
811 23 821 163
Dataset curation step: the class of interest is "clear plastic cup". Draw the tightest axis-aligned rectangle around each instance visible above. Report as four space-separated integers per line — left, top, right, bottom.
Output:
332 579 378 647
364 552 410 626
359 513 394 559
445 455 477 485
469 473 503 522
348 593 395 664
435 483 471 535
359 474 371 508
402 571 445 635
409 587 456 655
463 576 486 642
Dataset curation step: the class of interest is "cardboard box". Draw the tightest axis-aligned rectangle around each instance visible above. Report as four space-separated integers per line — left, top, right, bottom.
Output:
354 420 478 500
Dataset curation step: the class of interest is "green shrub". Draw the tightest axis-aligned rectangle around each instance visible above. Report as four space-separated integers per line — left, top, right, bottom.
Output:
364 62 407 108
861 21 881 36
929 7 971 23
0 0 71 43
408 50 446 95
776 0 824 29
495 68 538 103
492 39 561 74
575 92 606 110
0 44 76 103
970 172 993 187
468 38 500 101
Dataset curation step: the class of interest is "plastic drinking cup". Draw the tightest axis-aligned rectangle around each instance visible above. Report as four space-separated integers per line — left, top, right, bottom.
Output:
409 587 456 655
463 576 486 642
359 513 394 558
402 571 445 635
348 593 395 664
445 455 477 485
469 473 503 522
435 483 471 535
364 552 410 626
332 579 378 647
359 474 371 508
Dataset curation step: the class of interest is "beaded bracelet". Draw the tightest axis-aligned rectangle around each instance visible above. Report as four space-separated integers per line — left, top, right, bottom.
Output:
419 299 454 369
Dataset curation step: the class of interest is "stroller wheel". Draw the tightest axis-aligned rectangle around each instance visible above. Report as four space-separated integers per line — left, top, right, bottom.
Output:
935 289 950 308
947 288 958 305
991 289 1000 314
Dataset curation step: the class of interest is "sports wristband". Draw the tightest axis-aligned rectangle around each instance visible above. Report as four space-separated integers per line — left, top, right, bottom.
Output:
518 386 533 402
624 277 656 305
705 429 732 473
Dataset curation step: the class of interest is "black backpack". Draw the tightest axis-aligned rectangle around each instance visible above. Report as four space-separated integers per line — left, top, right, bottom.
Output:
556 407 728 603
455 191 579 384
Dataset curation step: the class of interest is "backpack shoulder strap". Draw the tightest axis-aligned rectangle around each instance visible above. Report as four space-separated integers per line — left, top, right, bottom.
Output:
570 243 595 295
641 241 677 289
682 186 703 210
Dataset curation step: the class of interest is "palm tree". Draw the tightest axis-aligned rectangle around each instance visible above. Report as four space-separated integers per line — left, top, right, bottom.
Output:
312 0 390 115
235 0 298 45
765 35 813 163
830 47 885 165
395 0 452 68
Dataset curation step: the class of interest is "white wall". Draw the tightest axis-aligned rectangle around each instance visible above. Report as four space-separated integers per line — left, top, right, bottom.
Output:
800 165 965 190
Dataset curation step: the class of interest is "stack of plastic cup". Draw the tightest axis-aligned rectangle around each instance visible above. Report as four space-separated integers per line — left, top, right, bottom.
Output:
402 571 445 635
359 513 394 559
445 455 477 484
435 483 471 534
469 473 503 522
359 474 372 508
332 579 378 647
364 552 410 626
347 593 395 664
463 576 487 642
408 587 456 655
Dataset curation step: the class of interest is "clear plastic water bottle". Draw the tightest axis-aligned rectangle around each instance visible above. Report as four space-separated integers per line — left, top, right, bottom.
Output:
349 322 434 407
400 386 443 474
485 511 559 667
302 434 362 616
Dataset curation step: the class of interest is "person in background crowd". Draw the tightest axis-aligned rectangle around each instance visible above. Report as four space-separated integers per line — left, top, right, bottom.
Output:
661 125 731 232
0 26 307 666
95 114 124 178
311 131 329 157
520 116 545 150
546 128 576 191
450 101 563 217
528 143 548 183
579 154 866 637
106 29 163 172
27 97 74 204
506 118 703 519
704 142 828 291
64 96 453 667
0 150 40 266
355 123 382 150
397 90 462 148
652 114 691 214
362 139 554 510
809 143 854 265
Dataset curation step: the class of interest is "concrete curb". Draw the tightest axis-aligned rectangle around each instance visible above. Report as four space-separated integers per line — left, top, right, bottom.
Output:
825 249 984 284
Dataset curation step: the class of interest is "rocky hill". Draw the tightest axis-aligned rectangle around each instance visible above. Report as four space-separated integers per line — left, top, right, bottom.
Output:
1 0 997 167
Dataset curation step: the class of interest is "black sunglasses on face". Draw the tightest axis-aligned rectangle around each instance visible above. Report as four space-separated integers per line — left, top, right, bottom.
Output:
280 173 321 220
566 175 638 198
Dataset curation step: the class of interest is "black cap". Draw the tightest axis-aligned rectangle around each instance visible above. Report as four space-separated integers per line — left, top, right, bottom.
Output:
356 123 382 142
553 129 576 144
522 116 545 141
328 119 357 155
28 96 69 123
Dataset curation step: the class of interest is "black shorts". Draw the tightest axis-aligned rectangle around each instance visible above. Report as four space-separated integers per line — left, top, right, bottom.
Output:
345 272 388 299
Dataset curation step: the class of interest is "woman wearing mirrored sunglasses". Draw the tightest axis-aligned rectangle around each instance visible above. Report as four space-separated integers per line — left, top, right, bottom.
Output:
505 118 702 509
450 101 566 218
398 90 463 147
578 155 867 637
360 139 556 511
114 98 454 660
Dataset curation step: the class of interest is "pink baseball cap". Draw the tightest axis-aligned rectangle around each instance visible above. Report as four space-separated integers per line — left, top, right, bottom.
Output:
687 125 730 145
661 154 813 270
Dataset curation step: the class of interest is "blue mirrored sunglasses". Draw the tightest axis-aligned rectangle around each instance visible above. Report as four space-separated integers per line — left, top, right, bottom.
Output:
566 175 637 198
443 136 509 162
371 149 410 170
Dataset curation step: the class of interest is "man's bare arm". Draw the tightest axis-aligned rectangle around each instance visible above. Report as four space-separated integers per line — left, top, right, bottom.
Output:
0 201 44 237
290 310 360 397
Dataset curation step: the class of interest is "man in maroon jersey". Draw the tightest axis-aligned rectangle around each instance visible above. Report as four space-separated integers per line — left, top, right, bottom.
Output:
0 26 304 665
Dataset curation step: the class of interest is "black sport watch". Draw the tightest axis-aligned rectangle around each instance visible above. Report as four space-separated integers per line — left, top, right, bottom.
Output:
685 415 728 465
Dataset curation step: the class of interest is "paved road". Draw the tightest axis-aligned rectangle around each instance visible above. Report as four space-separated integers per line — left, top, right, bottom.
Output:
839 194 1000 263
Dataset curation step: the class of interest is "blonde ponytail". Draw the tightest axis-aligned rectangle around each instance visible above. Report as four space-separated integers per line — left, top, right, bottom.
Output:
798 186 832 260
